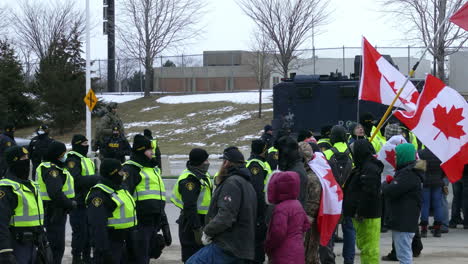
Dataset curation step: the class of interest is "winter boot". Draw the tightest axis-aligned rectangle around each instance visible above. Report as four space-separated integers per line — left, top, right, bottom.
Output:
432 222 442 237
420 222 428 238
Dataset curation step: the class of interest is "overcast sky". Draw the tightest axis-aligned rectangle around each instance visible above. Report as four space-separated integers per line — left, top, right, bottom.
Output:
3 0 409 60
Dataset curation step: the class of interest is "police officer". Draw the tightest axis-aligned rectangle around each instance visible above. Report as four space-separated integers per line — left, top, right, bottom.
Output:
171 148 212 262
0 124 17 176
37 141 76 264
98 127 131 163
266 129 289 170
123 135 170 264
246 139 272 264
28 124 54 180
318 125 333 152
143 129 162 170
0 146 45 264
86 159 137 264
260 125 274 148
66 134 100 264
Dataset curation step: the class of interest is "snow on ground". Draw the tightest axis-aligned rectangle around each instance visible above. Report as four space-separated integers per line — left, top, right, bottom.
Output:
210 111 254 128
124 119 183 129
183 142 206 147
98 93 144 103
156 90 273 104
140 106 159 112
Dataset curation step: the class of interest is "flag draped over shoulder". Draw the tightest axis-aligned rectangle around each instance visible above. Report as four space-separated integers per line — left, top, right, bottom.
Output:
308 153 342 246
359 37 420 112
394 75 468 183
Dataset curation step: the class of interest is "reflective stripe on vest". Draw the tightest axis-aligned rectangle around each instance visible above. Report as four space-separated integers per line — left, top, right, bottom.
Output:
246 159 272 187
151 139 158 158
170 169 212 214
0 179 44 227
267 147 278 154
67 151 96 176
36 162 75 200
370 126 386 153
123 160 166 201
86 184 137 229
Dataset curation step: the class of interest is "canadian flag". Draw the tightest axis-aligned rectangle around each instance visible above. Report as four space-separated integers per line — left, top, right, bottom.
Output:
308 153 342 246
359 37 420 112
376 135 408 183
394 75 468 183
450 2 468 31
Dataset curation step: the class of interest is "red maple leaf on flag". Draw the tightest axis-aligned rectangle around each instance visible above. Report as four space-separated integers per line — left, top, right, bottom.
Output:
323 169 343 201
433 105 466 140
383 75 411 105
385 149 396 168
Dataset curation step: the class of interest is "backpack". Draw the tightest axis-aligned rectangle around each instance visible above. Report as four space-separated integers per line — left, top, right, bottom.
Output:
328 147 353 187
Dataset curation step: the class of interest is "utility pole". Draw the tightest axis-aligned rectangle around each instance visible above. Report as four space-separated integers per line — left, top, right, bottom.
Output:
86 0 92 153
107 0 116 92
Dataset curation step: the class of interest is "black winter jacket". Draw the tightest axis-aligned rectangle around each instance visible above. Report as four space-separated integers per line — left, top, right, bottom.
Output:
382 161 424 232
204 166 257 260
343 140 383 219
418 149 445 188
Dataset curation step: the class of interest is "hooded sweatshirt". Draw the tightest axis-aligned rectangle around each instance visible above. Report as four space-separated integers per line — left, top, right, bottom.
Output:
265 171 310 264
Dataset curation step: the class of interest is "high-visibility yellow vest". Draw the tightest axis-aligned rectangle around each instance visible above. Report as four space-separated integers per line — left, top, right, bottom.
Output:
409 132 419 150
0 179 44 227
67 151 96 176
370 126 386 153
36 162 75 201
323 142 350 160
86 183 137 229
171 169 212 214
318 138 332 147
151 139 158 158
123 160 166 201
246 158 272 186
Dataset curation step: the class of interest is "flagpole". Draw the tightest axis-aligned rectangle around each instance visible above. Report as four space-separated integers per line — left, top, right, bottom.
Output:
85 0 92 154
369 5 458 143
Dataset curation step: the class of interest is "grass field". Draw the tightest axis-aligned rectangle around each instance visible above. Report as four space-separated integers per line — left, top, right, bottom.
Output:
16 94 273 155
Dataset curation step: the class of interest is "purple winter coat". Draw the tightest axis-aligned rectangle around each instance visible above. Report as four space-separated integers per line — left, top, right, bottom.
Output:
265 171 311 264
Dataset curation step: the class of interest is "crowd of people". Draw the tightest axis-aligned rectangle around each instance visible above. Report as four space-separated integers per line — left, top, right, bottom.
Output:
0 105 467 264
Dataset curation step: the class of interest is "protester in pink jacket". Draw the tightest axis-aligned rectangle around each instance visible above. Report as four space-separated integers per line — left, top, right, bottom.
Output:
265 171 311 264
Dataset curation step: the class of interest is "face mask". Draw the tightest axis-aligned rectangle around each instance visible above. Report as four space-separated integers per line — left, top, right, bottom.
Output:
58 155 67 163
37 130 45 135
11 159 31 179
75 145 88 156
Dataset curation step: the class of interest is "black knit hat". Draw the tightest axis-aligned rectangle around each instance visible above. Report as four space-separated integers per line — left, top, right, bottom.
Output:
132 134 152 152
220 146 245 163
143 129 152 138
45 141 66 161
264 125 273 132
251 139 266 155
100 158 122 180
72 134 87 145
5 146 29 166
189 148 209 166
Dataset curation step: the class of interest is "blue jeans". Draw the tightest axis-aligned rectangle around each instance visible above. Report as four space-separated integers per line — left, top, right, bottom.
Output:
342 217 356 264
392 231 415 264
421 187 444 224
187 244 244 264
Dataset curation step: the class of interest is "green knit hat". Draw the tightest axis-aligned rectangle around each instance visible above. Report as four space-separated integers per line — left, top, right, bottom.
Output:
395 143 416 167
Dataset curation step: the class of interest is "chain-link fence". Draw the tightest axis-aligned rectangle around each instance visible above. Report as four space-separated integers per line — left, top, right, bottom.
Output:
22 46 468 93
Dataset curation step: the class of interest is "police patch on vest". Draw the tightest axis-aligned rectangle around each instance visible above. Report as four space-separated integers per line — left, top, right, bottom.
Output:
49 170 59 177
185 182 195 191
251 167 260 175
92 197 103 207
0 190 5 199
68 161 76 169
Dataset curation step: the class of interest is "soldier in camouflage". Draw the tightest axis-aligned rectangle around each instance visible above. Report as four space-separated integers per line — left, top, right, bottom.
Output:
94 102 125 152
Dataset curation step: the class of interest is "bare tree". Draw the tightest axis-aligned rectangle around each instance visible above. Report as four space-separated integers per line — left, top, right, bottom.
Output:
238 0 330 78
0 5 9 38
248 31 275 118
11 0 85 60
116 57 138 92
119 0 205 97
382 0 468 81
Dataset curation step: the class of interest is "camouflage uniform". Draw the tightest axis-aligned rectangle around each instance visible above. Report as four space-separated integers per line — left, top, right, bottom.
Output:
94 103 125 149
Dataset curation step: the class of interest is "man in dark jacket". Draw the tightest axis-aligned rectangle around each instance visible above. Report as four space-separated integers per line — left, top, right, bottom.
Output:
66 134 101 263
143 129 162 170
266 129 289 171
28 125 54 180
260 125 273 148
343 139 383 264
383 143 424 264
246 139 271 264
98 127 131 163
187 147 257 263
418 148 445 237
0 124 16 176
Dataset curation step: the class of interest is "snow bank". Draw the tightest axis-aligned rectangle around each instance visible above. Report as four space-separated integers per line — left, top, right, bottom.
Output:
157 90 273 104
98 93 144 103
140 106 159 112
124 119 183 129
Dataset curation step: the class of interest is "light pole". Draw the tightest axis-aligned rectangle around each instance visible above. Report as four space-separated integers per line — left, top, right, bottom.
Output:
86 0 92 153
